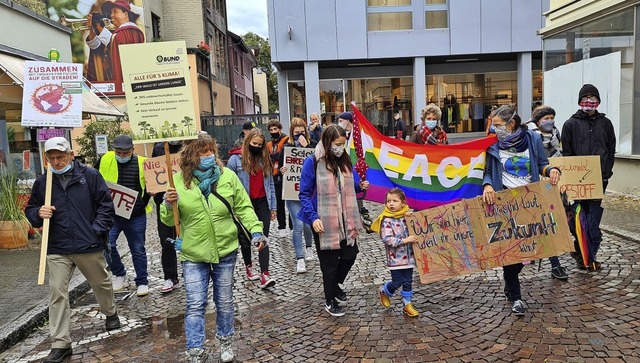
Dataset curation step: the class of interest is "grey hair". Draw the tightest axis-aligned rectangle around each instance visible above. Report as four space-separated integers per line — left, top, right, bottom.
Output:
420 103 442 121
493 105 522 127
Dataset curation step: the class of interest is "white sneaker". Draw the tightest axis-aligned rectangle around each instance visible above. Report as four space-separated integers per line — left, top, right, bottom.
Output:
136 284 150 296
112 275 127 291
296 259 306 274
160 279 174 293
305 247 315 261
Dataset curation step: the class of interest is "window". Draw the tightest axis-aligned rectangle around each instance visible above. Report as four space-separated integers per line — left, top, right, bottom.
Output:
151 13 160 40
367 0 412 31
196 53 210 79
425 0 447 29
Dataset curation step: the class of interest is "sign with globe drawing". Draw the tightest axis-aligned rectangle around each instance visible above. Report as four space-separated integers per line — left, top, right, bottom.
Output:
21 61 83 128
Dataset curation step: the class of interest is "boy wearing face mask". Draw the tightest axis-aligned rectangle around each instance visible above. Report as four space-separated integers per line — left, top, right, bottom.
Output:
409 104 449 145
96 134 152 296
561 84 616 271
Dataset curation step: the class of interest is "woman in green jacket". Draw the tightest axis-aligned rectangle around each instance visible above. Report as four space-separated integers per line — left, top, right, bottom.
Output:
161 135 266 363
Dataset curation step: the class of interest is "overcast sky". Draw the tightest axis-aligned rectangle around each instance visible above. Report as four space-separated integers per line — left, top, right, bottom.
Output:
227 0 269 39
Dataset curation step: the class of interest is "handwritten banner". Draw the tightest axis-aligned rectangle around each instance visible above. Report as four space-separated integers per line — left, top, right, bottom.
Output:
548 156 603 200
282 147 314 201
106 181 139 219
406 182 573 284
142 154 181 194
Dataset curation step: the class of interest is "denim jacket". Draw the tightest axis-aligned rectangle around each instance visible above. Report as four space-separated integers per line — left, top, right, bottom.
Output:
227 154 277 211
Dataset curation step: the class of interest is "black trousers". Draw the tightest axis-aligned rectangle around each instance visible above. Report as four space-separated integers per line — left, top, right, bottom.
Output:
313 231 359 304
274 181 286 229
155 201 178 282
503 263 524 301
240 197 270 273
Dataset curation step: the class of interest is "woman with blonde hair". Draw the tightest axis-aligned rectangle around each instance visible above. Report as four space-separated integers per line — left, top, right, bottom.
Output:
409 103 449 144
162 134 267 362
227 128 277 288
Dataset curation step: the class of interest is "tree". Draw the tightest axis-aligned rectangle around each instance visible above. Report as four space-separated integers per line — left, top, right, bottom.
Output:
75 119 132 167
242 32 278 113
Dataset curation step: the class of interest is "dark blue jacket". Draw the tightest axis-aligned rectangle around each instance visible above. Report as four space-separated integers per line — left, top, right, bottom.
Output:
482 129 554 192
25 162 115 255
298 155 362 225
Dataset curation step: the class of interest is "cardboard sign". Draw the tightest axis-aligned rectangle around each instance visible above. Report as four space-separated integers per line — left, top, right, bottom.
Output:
21 61 83 127
106 181 139 219
143 154 181 194
120 41 199 144
548 156 603 200
406 182 573 284
282 147 315 200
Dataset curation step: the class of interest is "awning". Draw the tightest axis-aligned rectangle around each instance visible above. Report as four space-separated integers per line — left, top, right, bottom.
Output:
0 52 124 117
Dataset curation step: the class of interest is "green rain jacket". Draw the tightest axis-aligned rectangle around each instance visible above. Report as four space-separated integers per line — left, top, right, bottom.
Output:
160 167 263 263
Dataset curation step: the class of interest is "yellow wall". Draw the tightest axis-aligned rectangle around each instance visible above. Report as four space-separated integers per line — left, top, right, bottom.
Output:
212 82 232 115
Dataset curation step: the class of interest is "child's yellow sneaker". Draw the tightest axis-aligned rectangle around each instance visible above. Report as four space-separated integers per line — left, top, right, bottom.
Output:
403 303 419 317
379 288 391 308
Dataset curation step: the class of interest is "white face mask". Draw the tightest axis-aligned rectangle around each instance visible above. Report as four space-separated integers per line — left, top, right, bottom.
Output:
331 145 345 157
425 121 437 130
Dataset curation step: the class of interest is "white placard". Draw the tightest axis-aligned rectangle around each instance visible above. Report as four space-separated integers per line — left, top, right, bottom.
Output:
95 134 108 155
282 147 315 201
21 61 83 127
106 181 139 219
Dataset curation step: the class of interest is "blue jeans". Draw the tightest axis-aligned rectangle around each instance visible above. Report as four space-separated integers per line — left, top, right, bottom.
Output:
286 200 313 260
107 215 148 286
385 268 414 294
183 252 237 349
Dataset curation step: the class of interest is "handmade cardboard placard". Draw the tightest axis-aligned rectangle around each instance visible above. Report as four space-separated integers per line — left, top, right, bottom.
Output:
548 156 603 200
143 154 181 194
282 147 315 201
106 181 139 219
406 181 573 284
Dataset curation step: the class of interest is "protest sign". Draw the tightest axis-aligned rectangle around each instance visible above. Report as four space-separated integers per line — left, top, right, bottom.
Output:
21 61 83 127
406 182 573 284
143 154 181 194
548 156 603 200
282 147 314 200
106 181 139 219
120 41 199 144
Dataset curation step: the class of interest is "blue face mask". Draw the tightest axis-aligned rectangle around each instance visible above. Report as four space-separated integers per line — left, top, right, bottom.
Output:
115 155 131 164
50 163 72 175
425 121 438 130
199 155 216 170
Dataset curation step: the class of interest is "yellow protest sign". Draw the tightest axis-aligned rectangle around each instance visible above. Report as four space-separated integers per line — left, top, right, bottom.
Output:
548 156 603 200
406 182 573 284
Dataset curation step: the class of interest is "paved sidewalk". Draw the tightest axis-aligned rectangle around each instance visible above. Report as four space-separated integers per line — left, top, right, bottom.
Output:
1 196 639 362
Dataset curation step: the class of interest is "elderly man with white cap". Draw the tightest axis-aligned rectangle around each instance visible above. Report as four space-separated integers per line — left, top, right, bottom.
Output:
25 137 120 363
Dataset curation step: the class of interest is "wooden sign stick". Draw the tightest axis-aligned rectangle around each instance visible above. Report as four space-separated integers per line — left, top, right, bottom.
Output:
37 166 53 285
164 141 180 236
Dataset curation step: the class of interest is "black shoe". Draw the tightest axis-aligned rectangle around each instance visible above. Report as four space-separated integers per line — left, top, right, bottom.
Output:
325 300 345 317
570 252 587 270
503 286 513 302
551 266 569 280
335 287 347 305
360 207 372 222
105 313 121 331
511 300 525 316
43 348 72 363
587 260 602 271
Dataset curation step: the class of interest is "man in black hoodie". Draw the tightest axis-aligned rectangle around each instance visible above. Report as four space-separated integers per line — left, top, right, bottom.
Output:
561 84 616 271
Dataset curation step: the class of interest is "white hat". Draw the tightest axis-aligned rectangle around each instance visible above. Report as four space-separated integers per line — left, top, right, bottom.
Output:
44 137 71 153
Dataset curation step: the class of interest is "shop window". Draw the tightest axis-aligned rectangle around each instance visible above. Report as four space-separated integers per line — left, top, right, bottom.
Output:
425 0 447 29
367 0 412 31
319 80 345 126
288 82 306 120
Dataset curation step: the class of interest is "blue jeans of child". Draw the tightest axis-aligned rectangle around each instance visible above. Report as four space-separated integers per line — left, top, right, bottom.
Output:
286 200 313 260
183 252 237 349
386 268 414 294
107 215 148 286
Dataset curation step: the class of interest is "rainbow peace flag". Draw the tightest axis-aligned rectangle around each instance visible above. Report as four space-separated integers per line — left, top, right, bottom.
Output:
350 106 496 210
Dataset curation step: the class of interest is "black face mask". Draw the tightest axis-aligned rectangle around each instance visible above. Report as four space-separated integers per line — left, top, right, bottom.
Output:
295 133 305 140
269 132 280 140
248 145 263 155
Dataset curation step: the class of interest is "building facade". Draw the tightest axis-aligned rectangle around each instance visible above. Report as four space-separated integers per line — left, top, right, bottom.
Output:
267 0 549 139
539 0 640 195
227 31 257 115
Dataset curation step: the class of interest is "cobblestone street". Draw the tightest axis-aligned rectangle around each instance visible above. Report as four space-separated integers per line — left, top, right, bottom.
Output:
1 202 639 363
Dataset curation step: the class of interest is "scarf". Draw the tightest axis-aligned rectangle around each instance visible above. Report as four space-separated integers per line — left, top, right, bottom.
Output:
498 127 528 152
315 157 361 250
370 204 409 233
192 164 221 198
541 129 562 157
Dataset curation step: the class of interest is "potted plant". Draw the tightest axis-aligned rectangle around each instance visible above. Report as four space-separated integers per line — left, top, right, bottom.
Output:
0 164 31 249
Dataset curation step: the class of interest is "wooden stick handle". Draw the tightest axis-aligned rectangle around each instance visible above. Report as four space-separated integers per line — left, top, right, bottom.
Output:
37 167 53 285
164 142 180 236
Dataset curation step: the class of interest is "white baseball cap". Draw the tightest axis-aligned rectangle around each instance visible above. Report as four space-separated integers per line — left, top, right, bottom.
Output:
44 137 71 153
